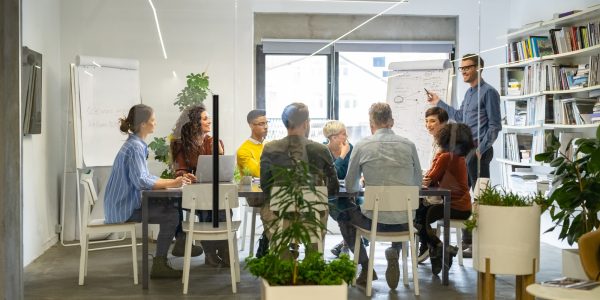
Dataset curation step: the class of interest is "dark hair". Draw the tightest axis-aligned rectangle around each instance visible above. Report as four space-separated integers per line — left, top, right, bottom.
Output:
425 107 449 123
369 102 393 127
435 123 475 157
119 104 153 134
247 109 266 124
175 104 207 163
462 53 484 69
281 103 309 129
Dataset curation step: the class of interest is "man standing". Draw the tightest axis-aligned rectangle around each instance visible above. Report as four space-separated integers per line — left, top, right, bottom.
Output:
236 109 268 178
337 102 422 289
259 103 339 250
426 53 502 256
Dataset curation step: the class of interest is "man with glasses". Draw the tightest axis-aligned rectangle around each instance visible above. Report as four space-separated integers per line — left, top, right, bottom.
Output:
237 109 270 257
426 53 502 257
237 109 268 178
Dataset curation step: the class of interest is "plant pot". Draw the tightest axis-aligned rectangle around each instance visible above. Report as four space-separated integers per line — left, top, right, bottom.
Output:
473 204 541 275
260 278 347 300
240 176 252 185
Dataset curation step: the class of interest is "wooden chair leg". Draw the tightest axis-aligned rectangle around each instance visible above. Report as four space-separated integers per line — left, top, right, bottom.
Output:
366 239 376 297
131 229 138 285
228 234 237 293
78 234 88 285
352 232 361 286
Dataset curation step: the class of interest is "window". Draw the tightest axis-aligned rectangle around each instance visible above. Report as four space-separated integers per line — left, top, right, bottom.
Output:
256 40 453 142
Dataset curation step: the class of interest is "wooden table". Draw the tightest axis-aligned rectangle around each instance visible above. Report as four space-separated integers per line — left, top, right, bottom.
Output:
140 184 452 289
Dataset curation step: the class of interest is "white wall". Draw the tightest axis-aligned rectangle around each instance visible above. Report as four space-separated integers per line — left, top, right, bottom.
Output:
22 0 62 266
24 0 589 264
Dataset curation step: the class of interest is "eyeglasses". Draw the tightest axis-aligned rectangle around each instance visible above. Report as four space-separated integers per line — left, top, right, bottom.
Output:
252 121 269 127
458 65 476 72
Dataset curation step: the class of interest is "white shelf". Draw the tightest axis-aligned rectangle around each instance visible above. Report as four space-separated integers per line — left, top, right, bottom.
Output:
543 85 600 95
544 123 599 129
543 44 600 60
501 92 544 100
496 158 543 167
501 58 545 68
506 5 600 40
503 125 543 131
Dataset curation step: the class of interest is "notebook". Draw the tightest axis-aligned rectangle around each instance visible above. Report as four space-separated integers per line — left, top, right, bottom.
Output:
195 155 235 183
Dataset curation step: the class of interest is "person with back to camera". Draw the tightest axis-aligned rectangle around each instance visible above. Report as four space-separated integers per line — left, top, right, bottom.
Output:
418 123 475 276
260 102 339 256
104 104 197 279
426 53 502 257
170 104 230 267
336 102 422 290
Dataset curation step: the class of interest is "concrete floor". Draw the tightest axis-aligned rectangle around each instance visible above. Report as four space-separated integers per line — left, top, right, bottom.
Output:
25 234 562 299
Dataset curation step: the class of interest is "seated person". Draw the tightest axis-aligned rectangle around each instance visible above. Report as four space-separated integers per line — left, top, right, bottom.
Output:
170 104 229 267
104 104 197 279
236 109 269 256
260 103 338 254
417 123 475 276
337 103 422 289
237 109 268 178
415 107 449 258
322 120 359 257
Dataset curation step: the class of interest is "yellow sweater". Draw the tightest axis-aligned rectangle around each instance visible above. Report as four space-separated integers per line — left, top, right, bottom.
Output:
236 139 264 177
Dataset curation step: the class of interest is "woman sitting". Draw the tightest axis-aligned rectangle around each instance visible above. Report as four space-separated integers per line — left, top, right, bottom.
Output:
417 123 475 276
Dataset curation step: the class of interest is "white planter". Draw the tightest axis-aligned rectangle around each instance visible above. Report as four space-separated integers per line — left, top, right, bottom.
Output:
473 204 541 275
260 278 347 300
562 248 588 280
240 176 252 185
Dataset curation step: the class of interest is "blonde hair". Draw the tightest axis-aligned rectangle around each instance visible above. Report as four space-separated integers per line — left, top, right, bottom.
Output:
322 120 346 139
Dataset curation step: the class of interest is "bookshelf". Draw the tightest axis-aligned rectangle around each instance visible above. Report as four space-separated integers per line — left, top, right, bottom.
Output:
498 5 600 193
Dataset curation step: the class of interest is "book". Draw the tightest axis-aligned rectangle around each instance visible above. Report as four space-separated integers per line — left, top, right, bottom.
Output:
541 277 600 290
554 10 582 19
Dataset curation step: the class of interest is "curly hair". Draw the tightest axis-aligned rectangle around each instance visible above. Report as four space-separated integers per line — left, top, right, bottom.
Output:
435 123 475 157
172 104 207 166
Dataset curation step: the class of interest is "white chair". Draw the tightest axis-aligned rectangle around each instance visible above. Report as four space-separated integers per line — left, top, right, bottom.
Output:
78 170 138 285
181 184 241 294
352 186 420 297
269 186 328 253
239 200 261 256
435 177 490 266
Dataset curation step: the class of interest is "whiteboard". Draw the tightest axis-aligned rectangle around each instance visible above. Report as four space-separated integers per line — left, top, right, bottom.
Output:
73 56 140 167
386 59 452 170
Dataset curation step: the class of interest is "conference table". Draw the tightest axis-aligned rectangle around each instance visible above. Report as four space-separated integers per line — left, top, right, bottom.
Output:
140 184 452 289
526 283 600 300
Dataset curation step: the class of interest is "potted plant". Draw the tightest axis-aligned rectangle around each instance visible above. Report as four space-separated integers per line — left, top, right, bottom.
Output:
148 72 211 178
468 186 546 276
534 127 600 279
534 127 600 246
239 167 253 185
245 160 355 300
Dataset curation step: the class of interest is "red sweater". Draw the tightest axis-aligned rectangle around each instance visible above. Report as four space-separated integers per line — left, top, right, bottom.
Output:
424 152 471 212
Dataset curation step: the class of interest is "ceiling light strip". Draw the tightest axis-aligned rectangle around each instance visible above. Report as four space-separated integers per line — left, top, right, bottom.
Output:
148 0 168 59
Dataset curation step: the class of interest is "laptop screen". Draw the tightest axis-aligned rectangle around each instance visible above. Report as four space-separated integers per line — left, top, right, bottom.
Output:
195 155 235 183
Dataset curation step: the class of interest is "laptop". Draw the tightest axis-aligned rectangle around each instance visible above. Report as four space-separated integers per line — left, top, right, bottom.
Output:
195 155 235 183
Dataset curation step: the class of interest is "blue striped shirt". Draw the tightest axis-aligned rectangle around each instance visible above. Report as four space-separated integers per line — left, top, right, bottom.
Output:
104 134 158 223
437 80 502 153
